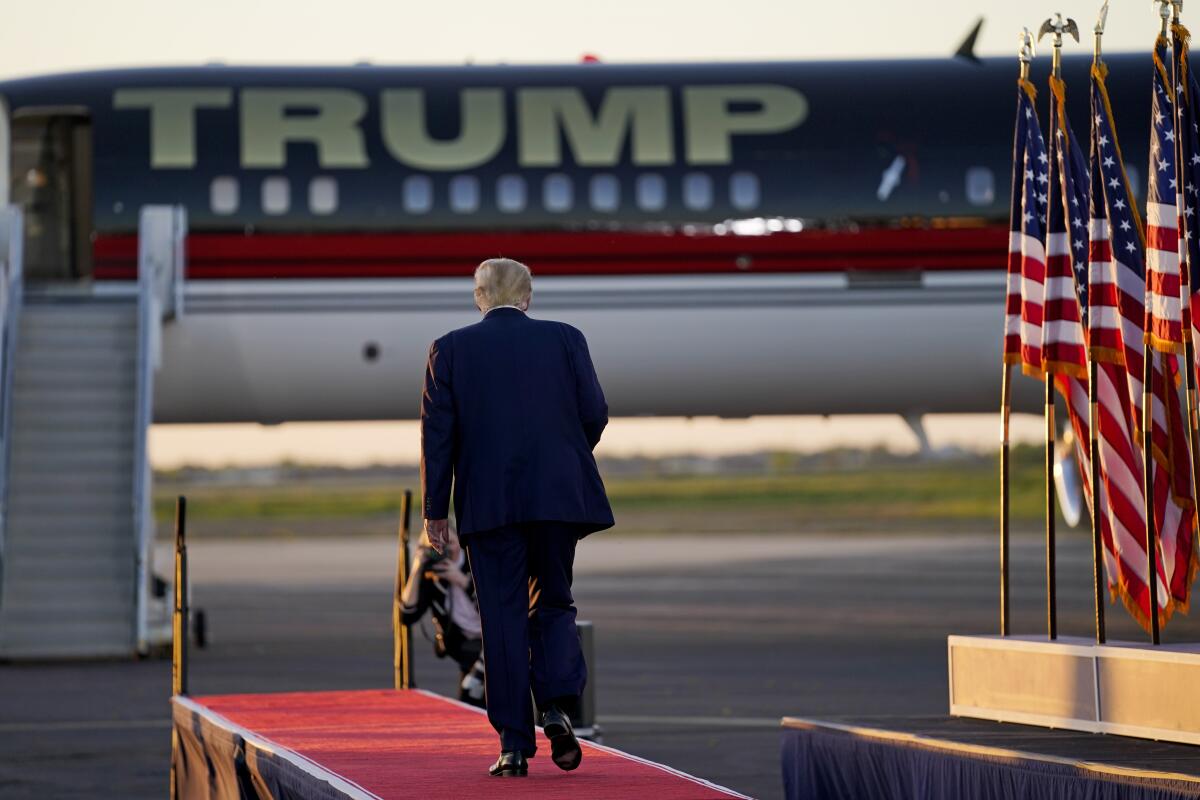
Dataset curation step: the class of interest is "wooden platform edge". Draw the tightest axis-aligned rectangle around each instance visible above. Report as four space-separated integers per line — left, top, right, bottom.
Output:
780 716 1200 788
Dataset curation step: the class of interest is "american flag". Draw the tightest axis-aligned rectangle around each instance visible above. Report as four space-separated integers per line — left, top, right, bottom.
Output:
1090 60 1185 629
1008 83 1050 378
1177 24 1200 383
1147 38 1187 354
1004 79 1038 369
1163 22 1200 614
1042 77 1088 381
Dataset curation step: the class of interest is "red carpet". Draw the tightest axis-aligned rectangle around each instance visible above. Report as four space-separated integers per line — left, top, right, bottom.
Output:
175 688 750 799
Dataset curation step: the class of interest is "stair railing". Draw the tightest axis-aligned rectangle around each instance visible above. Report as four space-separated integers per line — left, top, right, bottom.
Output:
133 206 186 652
0 206 23 596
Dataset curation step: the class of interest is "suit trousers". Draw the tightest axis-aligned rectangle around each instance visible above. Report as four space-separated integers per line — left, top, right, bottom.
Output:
463 521 588 755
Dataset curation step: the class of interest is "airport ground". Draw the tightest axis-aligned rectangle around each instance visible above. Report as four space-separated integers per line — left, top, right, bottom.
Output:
4 453 1199 800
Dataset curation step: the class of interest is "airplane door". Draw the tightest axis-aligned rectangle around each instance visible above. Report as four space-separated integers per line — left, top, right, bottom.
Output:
8 108 93 282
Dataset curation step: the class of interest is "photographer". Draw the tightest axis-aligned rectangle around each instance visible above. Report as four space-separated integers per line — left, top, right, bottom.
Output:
400 523 486 708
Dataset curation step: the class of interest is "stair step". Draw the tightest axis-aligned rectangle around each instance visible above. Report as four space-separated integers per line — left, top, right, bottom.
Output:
0 621 135 658
12 388 137 411
3 510 133 534
2 556 135 582
12 408 135 430
19 321 137 341
9 494 136 517
12 424 134 447
3 558 134 581
10 439 136 457
8 448 135 470
9 472 135 491
17 351 137 368
8 495 136 508
3 592 137 616
19 326 135 345
0 631 135 658
2 533 136 556
13 368 138 390
0 602 136 627
19 307 137 321
9 438 135 456
7 461 136 479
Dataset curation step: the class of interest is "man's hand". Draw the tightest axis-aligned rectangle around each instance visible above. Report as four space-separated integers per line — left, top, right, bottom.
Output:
425 518 449 553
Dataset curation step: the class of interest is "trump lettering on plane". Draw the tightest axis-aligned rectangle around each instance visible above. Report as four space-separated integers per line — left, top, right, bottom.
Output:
111 85 809 170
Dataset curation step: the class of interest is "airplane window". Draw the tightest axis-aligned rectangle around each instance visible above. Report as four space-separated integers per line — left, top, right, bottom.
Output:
210 176 239 216
262 176 290 215
450 175 480 213
309 176 338 215
590 174 620 212
636 173 666 212
403 175 433 214
965 167 995 206
496 174 526 213
683 172 713 211
730 172 760 211
544 173 573 213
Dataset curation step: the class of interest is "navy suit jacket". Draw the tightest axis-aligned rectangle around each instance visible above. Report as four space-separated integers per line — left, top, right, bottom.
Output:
420 307 614 538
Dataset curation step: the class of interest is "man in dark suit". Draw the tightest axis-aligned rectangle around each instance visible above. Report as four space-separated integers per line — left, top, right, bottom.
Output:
420 257 613 777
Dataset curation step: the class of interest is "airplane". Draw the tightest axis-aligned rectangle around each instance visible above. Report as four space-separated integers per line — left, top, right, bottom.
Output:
0 52 1152 441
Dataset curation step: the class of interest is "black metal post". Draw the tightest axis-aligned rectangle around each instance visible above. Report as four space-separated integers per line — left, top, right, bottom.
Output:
393 489 416 689
1000 365 1012 637
1045 377 1058 640
170 495 188 800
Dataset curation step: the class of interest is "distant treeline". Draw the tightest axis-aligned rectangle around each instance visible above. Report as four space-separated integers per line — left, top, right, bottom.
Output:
152 446 1060 537
156 444 1012 487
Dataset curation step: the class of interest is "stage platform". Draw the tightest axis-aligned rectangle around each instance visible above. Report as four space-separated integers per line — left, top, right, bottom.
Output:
172 688 751 799
781 715 1200 800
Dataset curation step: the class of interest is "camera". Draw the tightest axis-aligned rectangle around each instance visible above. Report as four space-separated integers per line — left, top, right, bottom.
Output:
421 546 447 566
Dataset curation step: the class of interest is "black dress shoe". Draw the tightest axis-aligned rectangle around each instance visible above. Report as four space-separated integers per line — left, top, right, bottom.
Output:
541 707 582 771
489 750 528 777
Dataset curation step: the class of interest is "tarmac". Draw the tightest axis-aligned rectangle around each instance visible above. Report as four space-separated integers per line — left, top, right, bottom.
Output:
4 529 1199 800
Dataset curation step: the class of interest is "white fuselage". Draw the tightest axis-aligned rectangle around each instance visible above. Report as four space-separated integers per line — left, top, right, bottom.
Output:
152 270 1038 424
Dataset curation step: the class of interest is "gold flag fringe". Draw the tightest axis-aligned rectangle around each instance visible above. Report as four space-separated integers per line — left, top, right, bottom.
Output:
1145 332 1188 354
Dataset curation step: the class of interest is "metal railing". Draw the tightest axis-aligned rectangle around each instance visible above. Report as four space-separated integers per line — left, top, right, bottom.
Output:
133 205 187 651
0 206 23 597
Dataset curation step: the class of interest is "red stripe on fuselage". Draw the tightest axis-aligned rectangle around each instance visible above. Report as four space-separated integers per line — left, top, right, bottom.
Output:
91 225 1007 280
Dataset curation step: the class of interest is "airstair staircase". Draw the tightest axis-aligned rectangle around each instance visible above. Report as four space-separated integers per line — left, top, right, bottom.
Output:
0 205 186 658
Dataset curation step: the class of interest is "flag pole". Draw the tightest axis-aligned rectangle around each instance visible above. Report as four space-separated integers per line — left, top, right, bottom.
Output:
1045 373 1058 642
1040 14 1075 642
1001 31 1035 638
1144 0 1175 646
1172 0 1200 612
1089 4 1109 645
1000 364 1012 637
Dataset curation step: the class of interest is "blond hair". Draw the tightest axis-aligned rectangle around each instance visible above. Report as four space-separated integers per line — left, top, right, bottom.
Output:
474 258 532 311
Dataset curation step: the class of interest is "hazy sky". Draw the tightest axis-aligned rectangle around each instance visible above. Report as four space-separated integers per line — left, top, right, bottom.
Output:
0 0 1164 78
9 0 1124 466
